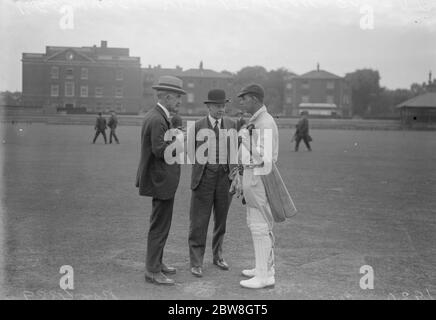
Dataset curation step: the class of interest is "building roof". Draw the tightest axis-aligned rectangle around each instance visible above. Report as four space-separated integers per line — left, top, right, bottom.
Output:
142 66 233 81
297 69 342 80
182 68 232 79
397 92 436 108
142 67 184 78
22 41 140 63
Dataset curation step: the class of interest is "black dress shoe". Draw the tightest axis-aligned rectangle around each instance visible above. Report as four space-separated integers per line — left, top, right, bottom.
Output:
213 259 229 270
161 263 177 275
191 267 203 278
145 271 175 286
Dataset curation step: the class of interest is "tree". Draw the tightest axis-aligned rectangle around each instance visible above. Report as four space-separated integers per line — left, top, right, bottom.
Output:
232 66 295 114
234 66 268 87
0 91 22 106
345 69 381 117
410 82 427 96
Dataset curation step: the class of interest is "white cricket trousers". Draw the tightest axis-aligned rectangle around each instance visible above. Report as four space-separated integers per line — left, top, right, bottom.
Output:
243 168 275 279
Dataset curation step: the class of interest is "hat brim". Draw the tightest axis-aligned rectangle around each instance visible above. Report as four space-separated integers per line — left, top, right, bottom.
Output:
237 90 249 98
152 85 186 95
204 99 230 104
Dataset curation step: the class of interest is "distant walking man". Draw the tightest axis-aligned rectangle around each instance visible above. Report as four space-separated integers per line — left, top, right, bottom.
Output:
93 112 107 144
188 89 237 278
108 111 120 144
135 76 186 286
293 111 312 151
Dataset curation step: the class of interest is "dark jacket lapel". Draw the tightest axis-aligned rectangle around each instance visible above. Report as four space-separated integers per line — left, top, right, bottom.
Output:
154 104 171 126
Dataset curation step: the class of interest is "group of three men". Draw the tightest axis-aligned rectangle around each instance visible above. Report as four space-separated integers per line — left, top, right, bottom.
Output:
135 75 280 289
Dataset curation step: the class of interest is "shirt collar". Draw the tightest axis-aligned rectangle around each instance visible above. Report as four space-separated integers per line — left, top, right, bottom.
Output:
208 114 222 127
249 105 267 123
157 102 170 119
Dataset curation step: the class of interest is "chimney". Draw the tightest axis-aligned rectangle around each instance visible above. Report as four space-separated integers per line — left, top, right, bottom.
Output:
429 70 432 85
101 40 107 48
317 63 320 72
199 61 203 70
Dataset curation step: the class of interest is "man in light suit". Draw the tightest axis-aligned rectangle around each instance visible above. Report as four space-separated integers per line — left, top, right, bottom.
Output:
188 89 238 278
237 84 279 289
135 75 186 286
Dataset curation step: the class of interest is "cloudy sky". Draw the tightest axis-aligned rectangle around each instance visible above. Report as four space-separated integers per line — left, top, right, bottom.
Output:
1 0 435 91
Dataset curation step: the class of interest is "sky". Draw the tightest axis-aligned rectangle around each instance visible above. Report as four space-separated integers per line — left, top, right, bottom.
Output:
1 0 435 91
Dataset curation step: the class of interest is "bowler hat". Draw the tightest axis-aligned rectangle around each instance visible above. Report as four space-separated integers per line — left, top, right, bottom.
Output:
237 84 265 100
152 75 186 95
204 89 230 104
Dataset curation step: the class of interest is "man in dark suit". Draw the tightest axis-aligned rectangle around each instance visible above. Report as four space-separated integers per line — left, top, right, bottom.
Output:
188 89 238 278
92 112 107 144
108 111 119 144
294 111 312 152
136 75 186 286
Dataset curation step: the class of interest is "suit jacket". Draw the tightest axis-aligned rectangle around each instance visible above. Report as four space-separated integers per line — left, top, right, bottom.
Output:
108 116 118 129
295 118 309 137
190 116 237 190
136 105 181 199
95 117 107 131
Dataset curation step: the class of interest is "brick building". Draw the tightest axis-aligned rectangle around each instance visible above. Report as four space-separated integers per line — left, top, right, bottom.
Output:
284 64 352 117
22 41 142 114
142 62 234 115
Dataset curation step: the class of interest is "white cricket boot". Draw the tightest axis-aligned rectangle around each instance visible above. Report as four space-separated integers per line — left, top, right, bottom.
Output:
241 225 275 289
241 267 275 278
240 276 275 289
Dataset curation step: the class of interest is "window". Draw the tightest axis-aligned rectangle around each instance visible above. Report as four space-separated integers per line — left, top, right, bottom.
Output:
80 86 88 97
65 82 74 97
286 97 292 104
327 81 335 90
116 69 123 80
96 102 103 112
187 93 194 103
327 95 334 104
115 87 123 98
187 82 195 88
301 96 309 103
66 68 74 79
95 87 103 98
51 66 59 79
81 68 88 79
115 103 123 112
302 81 309 90
343 95 349 105
286 83 292 89
50 85 59 97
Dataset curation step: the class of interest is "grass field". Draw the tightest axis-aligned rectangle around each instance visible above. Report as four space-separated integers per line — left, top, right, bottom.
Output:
1 123 435 300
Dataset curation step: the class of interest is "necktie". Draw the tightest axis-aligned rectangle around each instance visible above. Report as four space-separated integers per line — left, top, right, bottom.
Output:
214 120 220 164
214 120 219 133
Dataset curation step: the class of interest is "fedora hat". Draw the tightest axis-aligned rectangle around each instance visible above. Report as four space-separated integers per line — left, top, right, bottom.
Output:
204 89 230 104
152 75 186 95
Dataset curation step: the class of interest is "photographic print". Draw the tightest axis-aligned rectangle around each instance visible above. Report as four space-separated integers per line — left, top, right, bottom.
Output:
0 0 435 305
